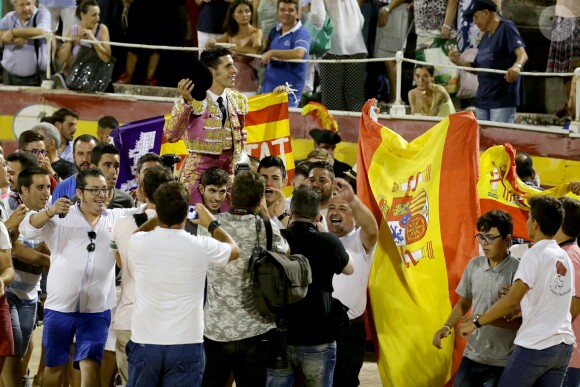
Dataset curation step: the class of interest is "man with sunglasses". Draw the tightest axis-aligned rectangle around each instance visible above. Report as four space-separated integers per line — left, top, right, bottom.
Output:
432 210 519 386
19 168 139 387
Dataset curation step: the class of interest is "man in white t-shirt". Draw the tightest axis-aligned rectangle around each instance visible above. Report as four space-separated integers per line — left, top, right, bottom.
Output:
459 196 575 386
328 178 378 387
127 181 239 386
110 165 173 386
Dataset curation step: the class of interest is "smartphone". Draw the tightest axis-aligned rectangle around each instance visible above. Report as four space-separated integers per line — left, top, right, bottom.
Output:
59 195 69 218
187 205 198 220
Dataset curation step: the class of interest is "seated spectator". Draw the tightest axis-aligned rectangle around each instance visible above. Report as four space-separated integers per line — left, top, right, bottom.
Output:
208 0 263 96
97 116 119 144
449 0 528 124
261 0 310 108
408 65 455 117
319 0 367 112
54 0 112 90
0 0 51 86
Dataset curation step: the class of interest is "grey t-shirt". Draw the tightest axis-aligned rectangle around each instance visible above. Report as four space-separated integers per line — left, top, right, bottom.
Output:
456 255 520 366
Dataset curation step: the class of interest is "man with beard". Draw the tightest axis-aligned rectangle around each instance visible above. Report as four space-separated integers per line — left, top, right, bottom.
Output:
164 46 248 206
307 161 334 219
258 156 289 229
327 178 378 387
52 108 78 164
19 169 138 387
52 135 98 202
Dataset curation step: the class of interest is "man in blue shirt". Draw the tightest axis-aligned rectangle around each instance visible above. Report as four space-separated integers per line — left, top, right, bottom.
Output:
450 0 528 123
261 0 311 108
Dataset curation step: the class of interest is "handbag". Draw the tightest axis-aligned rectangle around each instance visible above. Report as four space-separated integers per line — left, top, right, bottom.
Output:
457 48 479 99
66 24 115 92
304 12 333 56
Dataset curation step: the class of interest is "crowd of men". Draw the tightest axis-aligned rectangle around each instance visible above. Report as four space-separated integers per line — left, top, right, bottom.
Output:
0 96 378 387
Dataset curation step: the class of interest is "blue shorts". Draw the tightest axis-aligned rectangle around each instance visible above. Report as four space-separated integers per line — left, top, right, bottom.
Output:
43 309 111 368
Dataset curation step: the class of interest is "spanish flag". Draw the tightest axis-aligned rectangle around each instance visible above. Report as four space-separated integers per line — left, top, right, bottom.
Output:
478 143 578 239
113 92 294 192
358 100 480 386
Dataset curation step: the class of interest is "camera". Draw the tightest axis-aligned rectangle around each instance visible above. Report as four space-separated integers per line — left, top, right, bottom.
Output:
187 205 198 220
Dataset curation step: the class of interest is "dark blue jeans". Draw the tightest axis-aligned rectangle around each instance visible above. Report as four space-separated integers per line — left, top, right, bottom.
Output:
562 367 580 387
6 293 37 357
127 340 205 387
267 342 336 387
453 357 504 387
202 333 269 387
333 319 366 387
498 343 573 387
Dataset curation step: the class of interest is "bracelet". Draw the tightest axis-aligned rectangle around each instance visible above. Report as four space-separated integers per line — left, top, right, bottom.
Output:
443 324 452 331
442 23 452 30
277 210 289 221
381 5 390 13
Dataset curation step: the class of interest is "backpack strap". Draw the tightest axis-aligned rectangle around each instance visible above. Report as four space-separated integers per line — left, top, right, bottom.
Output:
263 218 273 251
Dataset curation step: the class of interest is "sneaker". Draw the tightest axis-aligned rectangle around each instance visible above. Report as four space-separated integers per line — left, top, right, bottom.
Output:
53 73 67 90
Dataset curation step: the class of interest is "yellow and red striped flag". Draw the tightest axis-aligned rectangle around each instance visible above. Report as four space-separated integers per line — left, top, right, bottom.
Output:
478 143 578 239
357 100 480 386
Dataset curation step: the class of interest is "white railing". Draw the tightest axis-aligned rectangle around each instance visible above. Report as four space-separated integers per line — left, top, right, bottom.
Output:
24 32 580 132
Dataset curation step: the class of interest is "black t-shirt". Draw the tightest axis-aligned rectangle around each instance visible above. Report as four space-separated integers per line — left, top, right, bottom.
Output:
52 158 78 181
281 221 350 346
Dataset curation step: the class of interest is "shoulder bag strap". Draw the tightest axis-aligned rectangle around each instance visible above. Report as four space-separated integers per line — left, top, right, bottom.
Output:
32 12 41 76
263 218 273 251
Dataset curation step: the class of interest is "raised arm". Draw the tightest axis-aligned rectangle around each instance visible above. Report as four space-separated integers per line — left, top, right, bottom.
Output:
163 79 195 143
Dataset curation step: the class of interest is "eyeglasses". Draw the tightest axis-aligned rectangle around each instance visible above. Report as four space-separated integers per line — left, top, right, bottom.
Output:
87 231 96 253
81 187 111 195
475 234 502 244
25 149 48 157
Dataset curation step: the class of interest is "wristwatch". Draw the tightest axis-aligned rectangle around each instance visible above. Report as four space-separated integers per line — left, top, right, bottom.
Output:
277 210 289 221
472 315 482 328
515 63 522 69
208 220 221 236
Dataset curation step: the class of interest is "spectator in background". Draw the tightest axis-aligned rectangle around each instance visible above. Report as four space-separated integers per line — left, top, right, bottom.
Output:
52 108 78 164
17 130 59 191
39 0 77 35
6 152 39 195
547 0 580 120
413 0 458 49
258 156 290 228
456 0 502 52
54 0 112 90
196 0 231 50
116 0 181 85
261 0 310 108
254 0 301 47
319 0 367 112
374 0 410 104
208 0 263 96
51 134 98 202
408 65 455 116
449 0 527 124
309 128 351 179
32 122 78 181
97 116 119 144
515 153 542 190
0 0 51 86
557 197 580 387
199 167 229 215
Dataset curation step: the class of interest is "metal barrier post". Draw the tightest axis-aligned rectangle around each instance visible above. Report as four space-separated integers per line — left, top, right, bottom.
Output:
389 51 406 117
41 32 54 89
570 67 580 134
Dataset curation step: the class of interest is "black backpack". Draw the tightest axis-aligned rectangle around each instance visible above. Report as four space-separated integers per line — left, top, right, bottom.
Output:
249 219 312 319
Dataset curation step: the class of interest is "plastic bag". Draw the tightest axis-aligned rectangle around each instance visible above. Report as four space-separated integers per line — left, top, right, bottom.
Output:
416 38 459 95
